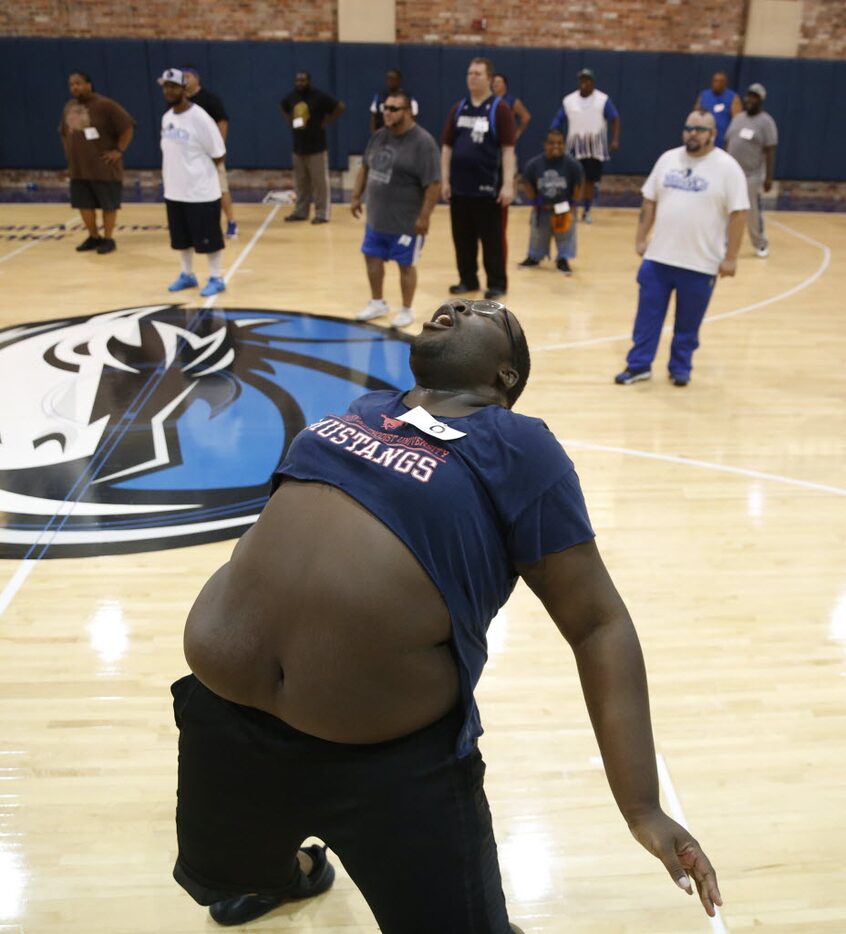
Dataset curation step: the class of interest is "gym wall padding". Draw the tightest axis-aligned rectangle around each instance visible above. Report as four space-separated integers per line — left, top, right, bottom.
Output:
1 37 842 181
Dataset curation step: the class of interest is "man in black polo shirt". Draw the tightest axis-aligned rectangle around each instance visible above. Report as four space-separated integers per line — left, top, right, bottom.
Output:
441 57 516 299
182 66 239 239
280 72 346 225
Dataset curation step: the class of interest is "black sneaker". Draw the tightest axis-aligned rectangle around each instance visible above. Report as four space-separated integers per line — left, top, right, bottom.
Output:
614 368 652 385
310 217 329 225
448 282 479 295
208 844 335 926
76 236 102 252
484 288 506 299
284 214 308 222
669 373 690 387
556 258 572 276
96 238 116 254
518 257 540 268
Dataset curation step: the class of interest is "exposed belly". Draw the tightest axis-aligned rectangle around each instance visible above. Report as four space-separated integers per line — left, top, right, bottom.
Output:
183 480 460 742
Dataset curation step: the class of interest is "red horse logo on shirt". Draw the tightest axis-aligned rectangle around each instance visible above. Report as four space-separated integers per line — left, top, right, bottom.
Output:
380 414 404 430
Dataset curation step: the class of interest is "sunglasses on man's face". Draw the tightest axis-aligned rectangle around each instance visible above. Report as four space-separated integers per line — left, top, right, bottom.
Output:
443 300 516 358
382 104 408 112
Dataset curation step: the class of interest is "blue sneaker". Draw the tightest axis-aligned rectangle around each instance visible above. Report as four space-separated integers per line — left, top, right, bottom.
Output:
225 220 238 238
168 272 198 292
614 367 651 385
200 276 226 297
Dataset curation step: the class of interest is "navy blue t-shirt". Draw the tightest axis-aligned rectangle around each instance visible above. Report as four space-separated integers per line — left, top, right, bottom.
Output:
441 95 517 199
273 390 594 756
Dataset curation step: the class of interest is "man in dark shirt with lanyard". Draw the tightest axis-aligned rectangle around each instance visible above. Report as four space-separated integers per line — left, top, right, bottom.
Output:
441 57 516 299
280 72 346 224
183 66 238 238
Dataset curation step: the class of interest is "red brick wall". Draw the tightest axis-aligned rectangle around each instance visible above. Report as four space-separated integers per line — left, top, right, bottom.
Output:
2 0 844 59
395 0 747 54
799 0 846 59
0 1 336 41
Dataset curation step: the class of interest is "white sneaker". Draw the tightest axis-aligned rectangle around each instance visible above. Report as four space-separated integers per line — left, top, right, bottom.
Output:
756 245 769 258
356 299 389 322
391 307 414 328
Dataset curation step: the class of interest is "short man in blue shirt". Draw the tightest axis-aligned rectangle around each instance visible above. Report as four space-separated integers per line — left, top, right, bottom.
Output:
172 297 724 931
694 71 741 149
518 129 584 275
369 68 419 133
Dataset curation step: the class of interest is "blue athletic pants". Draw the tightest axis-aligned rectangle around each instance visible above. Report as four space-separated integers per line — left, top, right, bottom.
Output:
626 259 716 378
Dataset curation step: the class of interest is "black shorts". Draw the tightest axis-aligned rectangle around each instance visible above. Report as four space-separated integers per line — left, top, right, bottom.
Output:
579 158 605 183
171 674 512 933
69 179 123 211
165 199 224 254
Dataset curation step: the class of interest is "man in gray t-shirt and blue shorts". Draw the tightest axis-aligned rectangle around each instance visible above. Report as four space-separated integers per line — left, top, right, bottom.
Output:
725 83 778 258
351 91 441 328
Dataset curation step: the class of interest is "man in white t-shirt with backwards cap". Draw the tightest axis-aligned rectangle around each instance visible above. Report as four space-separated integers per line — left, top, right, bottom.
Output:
158 68 227 297
615 111 749 388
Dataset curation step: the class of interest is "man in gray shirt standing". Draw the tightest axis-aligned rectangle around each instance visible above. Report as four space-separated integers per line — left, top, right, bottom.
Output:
725 83 778 258
351 91 441 328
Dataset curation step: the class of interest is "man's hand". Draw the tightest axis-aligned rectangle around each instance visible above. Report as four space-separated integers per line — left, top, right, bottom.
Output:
635 238 648 257
350 197 363 219
414 215 430 235
101 149 123 165
441 180 451 202
610 140 620 153
719 257 737 277
628 809 723 918
497 184 514 207
764 179 773 193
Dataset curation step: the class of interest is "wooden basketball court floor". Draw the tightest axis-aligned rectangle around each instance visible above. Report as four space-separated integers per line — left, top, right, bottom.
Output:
0 201 844 933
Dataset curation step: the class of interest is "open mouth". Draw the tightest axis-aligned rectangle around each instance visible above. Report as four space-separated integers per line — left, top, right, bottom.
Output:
423 308 455 330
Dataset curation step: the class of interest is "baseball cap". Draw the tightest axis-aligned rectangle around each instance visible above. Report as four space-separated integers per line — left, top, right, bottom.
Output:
578 68 595 79
747 82 767 100
157 68 187 87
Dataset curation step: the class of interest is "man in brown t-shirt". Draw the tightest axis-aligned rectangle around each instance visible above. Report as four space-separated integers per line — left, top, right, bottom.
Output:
59 71 135 254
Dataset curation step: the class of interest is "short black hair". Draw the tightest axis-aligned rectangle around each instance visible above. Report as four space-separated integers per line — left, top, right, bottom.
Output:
546 128 565 140
494 72 509 89
387 67 403 78
506 317 531 407
70 70 93 87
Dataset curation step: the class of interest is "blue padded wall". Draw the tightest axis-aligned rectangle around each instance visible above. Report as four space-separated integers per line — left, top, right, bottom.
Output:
1 37 842 181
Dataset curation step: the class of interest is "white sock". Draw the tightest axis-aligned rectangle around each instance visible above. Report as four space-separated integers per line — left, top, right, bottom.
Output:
207 251 223 278
180 250 193 275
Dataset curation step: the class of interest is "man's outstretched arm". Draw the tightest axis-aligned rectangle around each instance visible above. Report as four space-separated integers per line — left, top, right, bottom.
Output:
517 539 723 917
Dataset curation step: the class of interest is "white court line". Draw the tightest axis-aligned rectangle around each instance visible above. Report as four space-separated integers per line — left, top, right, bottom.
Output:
202 203 281 308
0 561 36 618
0 204 281 617
656 754 729 934
535 217 831 352
0 214 78 267
561 439 846 497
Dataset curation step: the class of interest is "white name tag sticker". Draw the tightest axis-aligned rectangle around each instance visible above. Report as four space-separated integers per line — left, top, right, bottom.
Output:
83 126 100 140
398 234 412 246
292 117 305 129
713 102 725 113
396 406 467 441
554 200 571 214
739 127 755 140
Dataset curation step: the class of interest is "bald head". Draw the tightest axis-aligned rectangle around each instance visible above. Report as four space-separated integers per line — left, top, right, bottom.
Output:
683 111 716 156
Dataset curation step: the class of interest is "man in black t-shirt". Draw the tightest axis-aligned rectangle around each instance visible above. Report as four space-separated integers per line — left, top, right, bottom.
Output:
280 72 346 224
183 66 238 238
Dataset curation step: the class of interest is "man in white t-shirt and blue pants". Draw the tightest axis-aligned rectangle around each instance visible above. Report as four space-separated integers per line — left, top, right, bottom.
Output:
159 69 227 297
615 111 749 387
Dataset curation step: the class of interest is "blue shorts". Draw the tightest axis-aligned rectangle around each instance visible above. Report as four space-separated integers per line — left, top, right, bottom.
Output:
361 225 424 267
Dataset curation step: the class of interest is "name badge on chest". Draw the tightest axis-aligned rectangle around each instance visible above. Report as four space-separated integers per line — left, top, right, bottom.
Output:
396 406 467 441
83 126 100 141
739 127 755 140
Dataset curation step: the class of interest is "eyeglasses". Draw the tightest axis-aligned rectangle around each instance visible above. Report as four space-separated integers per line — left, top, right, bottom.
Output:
444 300 516 358
381 104 408 112
683 125 711 133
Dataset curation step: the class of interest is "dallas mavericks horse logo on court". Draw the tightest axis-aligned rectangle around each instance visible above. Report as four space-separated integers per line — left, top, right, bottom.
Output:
0 305 413 559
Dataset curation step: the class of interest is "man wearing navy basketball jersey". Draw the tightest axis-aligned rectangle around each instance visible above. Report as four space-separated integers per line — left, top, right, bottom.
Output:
441 57 517 299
